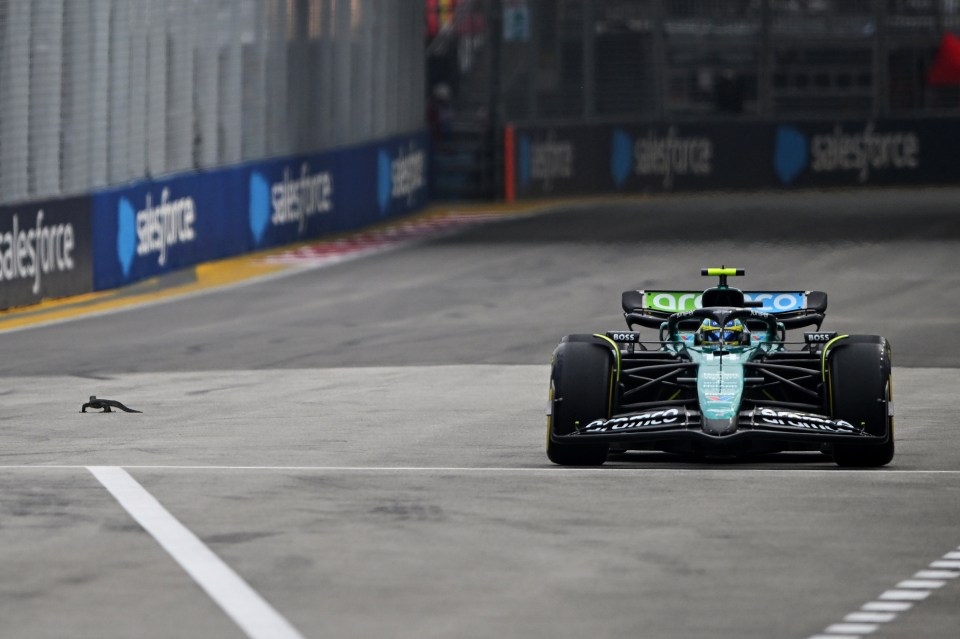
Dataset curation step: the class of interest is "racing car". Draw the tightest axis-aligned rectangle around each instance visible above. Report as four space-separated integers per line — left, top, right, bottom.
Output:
546 268 894 467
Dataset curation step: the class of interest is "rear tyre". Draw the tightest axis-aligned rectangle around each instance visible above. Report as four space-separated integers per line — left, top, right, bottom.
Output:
827 336 894 468
546 339 612 466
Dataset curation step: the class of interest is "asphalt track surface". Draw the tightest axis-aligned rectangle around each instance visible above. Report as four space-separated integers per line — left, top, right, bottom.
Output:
1 189 958 639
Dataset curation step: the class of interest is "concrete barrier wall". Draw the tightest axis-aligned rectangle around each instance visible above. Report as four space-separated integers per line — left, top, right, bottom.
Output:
92 131 429 291
505 119 960 200
0 131 429 309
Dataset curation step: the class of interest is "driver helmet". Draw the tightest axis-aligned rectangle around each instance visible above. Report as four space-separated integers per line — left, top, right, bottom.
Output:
699 318 745 344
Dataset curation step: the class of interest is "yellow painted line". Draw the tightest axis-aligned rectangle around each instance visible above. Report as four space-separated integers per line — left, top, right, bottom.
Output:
0 257 289 332
0 195 649 332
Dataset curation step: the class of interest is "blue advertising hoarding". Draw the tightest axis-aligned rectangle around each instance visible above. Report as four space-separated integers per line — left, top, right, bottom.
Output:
93 132 428 290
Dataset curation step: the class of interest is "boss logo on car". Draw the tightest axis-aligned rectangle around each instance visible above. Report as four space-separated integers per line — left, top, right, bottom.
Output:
804 331 838 343
582 408 682 433
606 331 641 343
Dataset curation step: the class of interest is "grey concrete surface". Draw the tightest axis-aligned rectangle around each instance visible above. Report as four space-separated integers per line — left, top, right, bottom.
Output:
1 189 958 638
0 189 956 373
0 366 958 638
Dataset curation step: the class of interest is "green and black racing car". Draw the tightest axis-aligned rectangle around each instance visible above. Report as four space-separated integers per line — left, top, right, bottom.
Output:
546 268 894 468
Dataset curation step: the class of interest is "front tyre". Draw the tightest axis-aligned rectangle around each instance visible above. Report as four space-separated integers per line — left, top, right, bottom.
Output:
546 339 613 466
827 336 894 468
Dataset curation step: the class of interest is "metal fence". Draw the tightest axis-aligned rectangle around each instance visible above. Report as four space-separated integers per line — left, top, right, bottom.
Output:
495 0 960 124
0 0 425 206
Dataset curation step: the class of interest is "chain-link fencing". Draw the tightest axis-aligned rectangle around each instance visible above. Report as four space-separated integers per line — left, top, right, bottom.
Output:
496 0 960 124
0 0 425 206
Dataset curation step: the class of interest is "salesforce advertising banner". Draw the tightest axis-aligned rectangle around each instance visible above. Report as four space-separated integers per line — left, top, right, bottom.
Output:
508 119 960 199
0 196 93 310
771 119 960 188
509 123 769 199
247 133 428 251
607 123 770 192
93 173 246 290
94 132 428 290
511 127 605 198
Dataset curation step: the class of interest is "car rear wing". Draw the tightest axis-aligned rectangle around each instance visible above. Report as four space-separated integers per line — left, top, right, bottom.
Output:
622 290 827 330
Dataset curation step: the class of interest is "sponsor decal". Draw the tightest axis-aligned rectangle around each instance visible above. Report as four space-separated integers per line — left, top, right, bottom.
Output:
519 131 574 192
755 408 858 433
0 210 76 295
707 395 734 402
249 164 334 245
644 291 804 313
804 331 838 344
747 293 803 312
704 406 737 420
378 142 426 215
606 331 641 343
117 188 197 276
775 123 919 185
632 126 713 189
646 291 703 313
701 370 742 395
582 408 682 433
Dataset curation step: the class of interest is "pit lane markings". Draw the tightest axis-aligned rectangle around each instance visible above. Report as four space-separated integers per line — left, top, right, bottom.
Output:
88 466 305 639
807 547 960 639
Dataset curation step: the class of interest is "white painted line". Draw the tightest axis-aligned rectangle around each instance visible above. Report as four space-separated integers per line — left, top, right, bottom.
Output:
896 579 945 589
826 623 878 634
878 589 931 601
811 542 960 639
862 601 912 612
914 570 959 579
808 635 859 639
844 612 896 623
88 466 304 639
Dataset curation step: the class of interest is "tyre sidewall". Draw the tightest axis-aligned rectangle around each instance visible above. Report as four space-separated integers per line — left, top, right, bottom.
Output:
825 335 892 440
550 340 615 436
546 338 614 465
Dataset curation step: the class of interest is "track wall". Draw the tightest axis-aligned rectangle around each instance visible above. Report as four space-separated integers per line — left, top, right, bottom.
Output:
505 118 960 200
92 132 429 291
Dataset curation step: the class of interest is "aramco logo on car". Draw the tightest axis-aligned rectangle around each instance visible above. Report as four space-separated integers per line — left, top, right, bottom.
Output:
645 291 805 313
